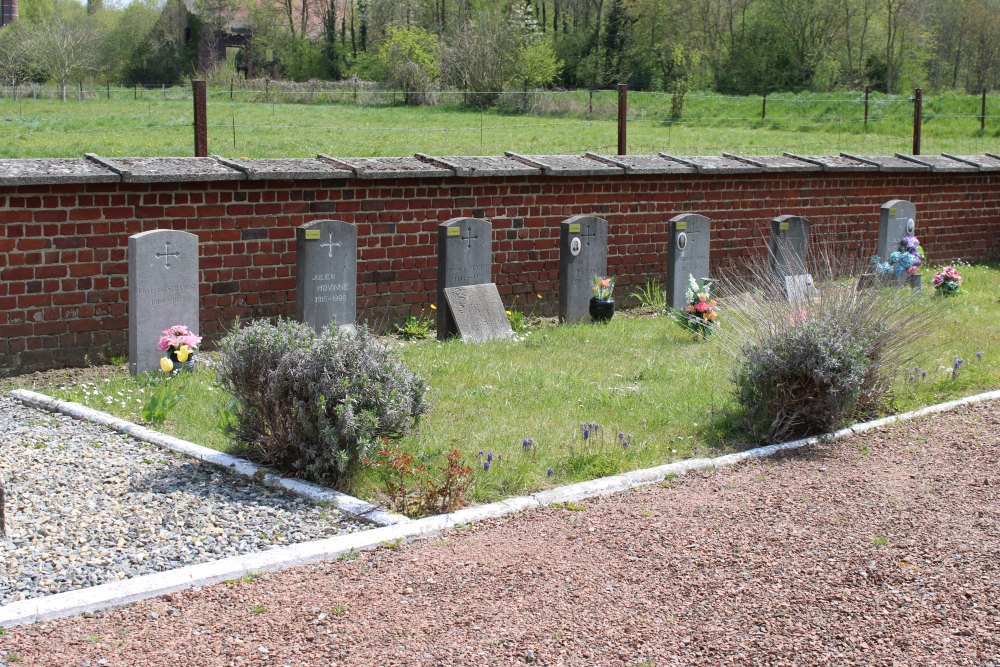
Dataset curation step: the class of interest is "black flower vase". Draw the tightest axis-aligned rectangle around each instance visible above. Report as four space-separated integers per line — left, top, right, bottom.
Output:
168 349 195 372
589 297 615 323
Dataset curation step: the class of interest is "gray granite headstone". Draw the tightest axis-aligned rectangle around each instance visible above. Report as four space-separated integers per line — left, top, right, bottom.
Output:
770 215 811 284
666 214 711 309
437 217 492 340
559 215 608 323
785 274 820 303
877 199 916 260
296 219 357 332
444 284 515 343
128 229 199 375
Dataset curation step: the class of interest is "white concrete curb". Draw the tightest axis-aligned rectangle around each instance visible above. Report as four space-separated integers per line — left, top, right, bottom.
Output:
7 389 409 528
3 387 998 629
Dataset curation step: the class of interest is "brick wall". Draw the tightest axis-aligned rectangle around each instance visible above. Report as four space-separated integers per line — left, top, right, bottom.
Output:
1 166 999 375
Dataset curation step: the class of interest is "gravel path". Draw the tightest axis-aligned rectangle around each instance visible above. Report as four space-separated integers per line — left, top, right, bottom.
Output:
3 401 999 666
0 396 366 605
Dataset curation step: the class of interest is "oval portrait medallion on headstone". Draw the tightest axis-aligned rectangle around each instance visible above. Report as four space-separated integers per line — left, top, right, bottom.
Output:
570 237 582 256
906 218 916 235
676 232 688 251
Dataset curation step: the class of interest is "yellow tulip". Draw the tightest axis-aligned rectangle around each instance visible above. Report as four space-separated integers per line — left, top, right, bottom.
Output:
430 304 437 310
176 345 191 362
159 357 173 372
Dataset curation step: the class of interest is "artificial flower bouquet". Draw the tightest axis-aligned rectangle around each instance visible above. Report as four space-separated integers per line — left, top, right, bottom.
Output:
675 274 719 338
592 275 615 300
158 324 202 372
873 235 925 279
931 265 962 296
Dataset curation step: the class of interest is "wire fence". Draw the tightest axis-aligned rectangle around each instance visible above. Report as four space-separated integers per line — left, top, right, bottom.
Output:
0 81 996 158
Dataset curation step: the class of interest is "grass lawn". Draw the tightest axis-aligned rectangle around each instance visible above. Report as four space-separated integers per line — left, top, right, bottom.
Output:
0 89 997 158
22 262 1000 508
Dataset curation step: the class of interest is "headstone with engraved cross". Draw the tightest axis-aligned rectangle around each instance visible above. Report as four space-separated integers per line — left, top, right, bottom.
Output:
128 229 200 375
437 217 493 339
666 214 711 310
296 219 357 333
770 215 818 302
559 215 609 323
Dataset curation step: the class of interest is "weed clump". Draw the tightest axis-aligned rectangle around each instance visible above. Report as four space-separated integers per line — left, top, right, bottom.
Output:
217 319 427 487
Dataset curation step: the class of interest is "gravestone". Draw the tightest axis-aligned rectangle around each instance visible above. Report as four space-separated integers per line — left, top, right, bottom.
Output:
877 199 916 260
559 215 608 322
666 214 711 309
785 274 819 303
296 219 357 332
437 217 493 340
128 229 199 375
770 215 811 284
444 284 515 343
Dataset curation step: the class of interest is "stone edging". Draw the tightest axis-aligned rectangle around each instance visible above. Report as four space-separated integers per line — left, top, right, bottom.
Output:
7 389 409 528
2 387 998 628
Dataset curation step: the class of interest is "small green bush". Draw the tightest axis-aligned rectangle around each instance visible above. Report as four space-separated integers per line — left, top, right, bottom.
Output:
217 319 427 486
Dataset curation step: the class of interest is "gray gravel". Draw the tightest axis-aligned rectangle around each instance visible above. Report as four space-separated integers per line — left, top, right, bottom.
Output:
0 396 367 605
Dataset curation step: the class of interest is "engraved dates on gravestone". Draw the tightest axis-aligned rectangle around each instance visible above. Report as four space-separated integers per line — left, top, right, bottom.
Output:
666 214 711 310
443 284 515 343
437 217 493 340
559 215 608 323
877 199 916 260
128 229 199 375
770 215 811 284
296 219 357 332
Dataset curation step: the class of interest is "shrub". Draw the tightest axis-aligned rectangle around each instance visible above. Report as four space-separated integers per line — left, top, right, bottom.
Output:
364 444 474 517
217 319 427 487
719 233 936 442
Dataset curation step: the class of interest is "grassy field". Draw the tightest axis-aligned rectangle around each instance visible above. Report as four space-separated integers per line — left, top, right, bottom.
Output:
26 262 1000 507
0 89 997 158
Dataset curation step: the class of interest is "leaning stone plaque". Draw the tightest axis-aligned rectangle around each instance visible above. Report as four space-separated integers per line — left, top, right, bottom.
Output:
128 229 199 375
443 284 515 343
296 219 357 332
666 214 711 309
877 199 916 260
559 215 608 323
437 217 493 340
785 274 820 303
770 215 811 284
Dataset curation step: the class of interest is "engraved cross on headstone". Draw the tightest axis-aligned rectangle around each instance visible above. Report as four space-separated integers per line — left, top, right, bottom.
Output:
461 225 479 249
579 222 597 246
155 241 180 269
320 233 342 258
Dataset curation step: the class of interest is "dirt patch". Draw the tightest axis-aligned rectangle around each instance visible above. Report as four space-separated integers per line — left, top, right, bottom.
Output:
3 403 998 666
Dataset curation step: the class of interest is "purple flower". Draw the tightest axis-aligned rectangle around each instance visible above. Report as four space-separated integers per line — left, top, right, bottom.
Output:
909 375 915 383
484 460 490 472
977 351 984 361
583 427 589 440
478 450 484 457
921 370 927 379
487 452 493 463
952 369 957 380
954 358 965 369
523 438 532 449
618 432 624 440
547 467 553 477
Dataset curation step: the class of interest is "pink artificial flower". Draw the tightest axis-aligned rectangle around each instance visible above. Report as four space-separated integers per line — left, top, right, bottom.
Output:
157 337 172 351
694 301 710 313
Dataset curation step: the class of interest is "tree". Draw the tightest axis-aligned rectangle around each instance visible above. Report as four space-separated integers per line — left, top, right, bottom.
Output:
602 0 632 84
0 23 35 96
377 26 439 104
27 18 102 100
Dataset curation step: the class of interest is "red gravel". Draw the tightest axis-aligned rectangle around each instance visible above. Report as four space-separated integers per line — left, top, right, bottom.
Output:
3 403 999 666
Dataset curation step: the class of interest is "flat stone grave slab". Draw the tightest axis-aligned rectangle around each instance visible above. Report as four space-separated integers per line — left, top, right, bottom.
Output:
0 158 119 185
559 215 609 323
444 284 515 343
86 155 243 183
318 155 453 179
128 229 199 375
877 200 916 261
215 157 351 180
584 153 696 174
437 217 493 339
666 214 712 310
296 219 357 332
770 215 810 284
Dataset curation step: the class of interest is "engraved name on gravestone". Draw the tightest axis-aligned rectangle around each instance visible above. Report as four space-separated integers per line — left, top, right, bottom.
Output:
877 199 916 261
437 217 492 340
128 229 199 375
559 215 608 323
296 219 357 332
444 284 515 343
666 214 711 309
